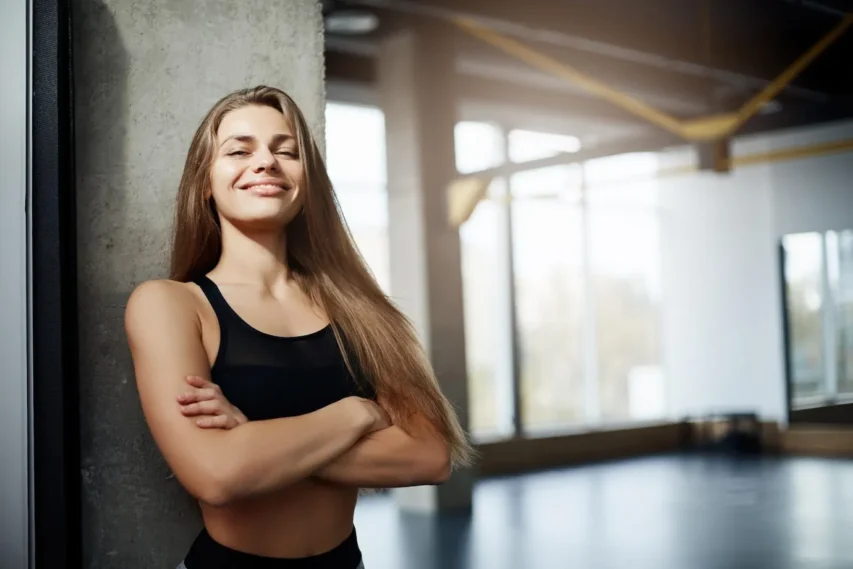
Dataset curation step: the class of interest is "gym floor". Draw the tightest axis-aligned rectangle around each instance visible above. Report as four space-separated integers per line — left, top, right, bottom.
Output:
354 453 853 569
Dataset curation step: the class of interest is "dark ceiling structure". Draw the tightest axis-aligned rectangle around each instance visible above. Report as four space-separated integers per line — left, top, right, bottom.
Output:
322 0 853 147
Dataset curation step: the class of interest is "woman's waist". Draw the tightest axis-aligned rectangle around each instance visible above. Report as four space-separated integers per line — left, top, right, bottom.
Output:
199 482 360 559
184 524 362 569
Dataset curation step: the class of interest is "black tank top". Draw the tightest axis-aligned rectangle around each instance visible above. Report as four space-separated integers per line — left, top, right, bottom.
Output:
194 275 375 421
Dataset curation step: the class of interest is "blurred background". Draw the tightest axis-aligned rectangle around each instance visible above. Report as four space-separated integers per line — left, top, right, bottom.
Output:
320 3 853 566
3 0 853 568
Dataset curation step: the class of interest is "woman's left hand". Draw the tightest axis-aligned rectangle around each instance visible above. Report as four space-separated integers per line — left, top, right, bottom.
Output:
177 375 248 429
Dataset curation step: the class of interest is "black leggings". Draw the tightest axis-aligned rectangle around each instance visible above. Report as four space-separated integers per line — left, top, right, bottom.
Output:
179 527 364 569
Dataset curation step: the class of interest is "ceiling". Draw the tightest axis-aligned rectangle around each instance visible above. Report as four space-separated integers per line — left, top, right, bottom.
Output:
323 0 853 147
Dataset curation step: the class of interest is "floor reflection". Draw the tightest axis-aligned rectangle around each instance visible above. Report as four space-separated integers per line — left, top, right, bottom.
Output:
355 454 853 569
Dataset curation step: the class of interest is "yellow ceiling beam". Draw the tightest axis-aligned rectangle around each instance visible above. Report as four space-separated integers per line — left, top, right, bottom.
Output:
447 175 494 228
679 112 739 141
452 16 688 140
447 13 853 227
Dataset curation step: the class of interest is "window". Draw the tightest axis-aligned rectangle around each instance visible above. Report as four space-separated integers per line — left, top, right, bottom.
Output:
456 122 514 439
783 229 853 408
328 108 671 438
504 132 665 432
508 129 581 162
461 189 513 437
783 232 827 406
836 231 853 396
586 154 665 422
512 174 585 431
325 102 390 291
456 121 505 175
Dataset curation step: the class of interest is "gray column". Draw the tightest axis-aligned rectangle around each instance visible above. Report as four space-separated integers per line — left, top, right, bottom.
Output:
379 25 475 513
73 1 325 567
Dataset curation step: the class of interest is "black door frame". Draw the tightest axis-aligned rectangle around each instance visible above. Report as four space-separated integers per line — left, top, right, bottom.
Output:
31 0 81 567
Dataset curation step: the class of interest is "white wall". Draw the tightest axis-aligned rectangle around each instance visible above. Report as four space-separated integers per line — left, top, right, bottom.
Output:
659 119 853 422
770 121 853 237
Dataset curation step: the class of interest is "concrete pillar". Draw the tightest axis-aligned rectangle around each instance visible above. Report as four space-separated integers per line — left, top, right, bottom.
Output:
379 25 475 514
72 1 325 567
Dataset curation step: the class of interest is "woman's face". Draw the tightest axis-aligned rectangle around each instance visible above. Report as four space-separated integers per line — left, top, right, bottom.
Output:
209 104 304 231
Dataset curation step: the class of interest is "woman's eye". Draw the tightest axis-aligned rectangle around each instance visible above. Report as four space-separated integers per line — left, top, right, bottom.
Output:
276 150 298 158
228 150 249 156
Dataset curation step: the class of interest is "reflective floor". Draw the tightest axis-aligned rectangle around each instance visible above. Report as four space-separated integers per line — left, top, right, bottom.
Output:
354 454 853 569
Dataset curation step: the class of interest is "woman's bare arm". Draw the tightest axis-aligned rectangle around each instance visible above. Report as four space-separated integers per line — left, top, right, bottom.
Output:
125 279 380 506
312 400 451 488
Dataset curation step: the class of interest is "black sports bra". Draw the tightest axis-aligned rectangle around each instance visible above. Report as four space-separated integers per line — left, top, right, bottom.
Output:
194 275 375 421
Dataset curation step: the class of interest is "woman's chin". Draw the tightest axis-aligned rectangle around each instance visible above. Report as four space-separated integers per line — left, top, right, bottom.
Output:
228 209 295 233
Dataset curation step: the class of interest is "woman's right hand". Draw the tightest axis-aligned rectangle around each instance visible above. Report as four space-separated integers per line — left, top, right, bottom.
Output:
347 396 391 434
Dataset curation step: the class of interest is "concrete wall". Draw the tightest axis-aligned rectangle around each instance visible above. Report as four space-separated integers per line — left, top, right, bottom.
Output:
659 120 853 422
72 1 325 567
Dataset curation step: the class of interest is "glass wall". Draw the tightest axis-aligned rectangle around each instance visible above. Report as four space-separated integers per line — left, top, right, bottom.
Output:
512 193 586 430
783 232 828 404
456 122 515 439
585 154 664 423
461 126 666 438
325 103 668 440
782 229 853 408
510 164 585 432
325 102 390 292
836 230 853 396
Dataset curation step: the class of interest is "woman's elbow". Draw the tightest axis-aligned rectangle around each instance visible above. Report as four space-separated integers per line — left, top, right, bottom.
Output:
185 462 242 508
421 444 452 485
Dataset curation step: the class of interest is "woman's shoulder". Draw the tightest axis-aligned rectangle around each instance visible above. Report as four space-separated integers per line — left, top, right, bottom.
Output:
125 279 203 330
128 278 199 305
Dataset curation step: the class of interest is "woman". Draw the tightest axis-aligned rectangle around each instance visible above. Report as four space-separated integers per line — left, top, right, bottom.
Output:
124 85 473 569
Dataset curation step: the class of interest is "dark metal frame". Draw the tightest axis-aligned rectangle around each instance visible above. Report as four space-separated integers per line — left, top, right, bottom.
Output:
779 241 795 424
782 233 853 426
30 0 81 567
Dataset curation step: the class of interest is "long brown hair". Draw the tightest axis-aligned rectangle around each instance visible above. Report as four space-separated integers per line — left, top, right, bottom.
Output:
169 85 474 468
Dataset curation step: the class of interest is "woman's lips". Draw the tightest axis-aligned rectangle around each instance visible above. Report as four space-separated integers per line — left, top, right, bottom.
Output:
243 183 286 197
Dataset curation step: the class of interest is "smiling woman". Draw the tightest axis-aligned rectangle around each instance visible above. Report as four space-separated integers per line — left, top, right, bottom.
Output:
124 86 473 569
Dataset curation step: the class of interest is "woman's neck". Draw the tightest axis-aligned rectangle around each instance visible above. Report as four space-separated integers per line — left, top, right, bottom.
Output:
214 223 290 290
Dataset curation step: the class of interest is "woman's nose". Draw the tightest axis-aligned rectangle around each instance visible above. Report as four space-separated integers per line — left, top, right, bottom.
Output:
252 150 277 172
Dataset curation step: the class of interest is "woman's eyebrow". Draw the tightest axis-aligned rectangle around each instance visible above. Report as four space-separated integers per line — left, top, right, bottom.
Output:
219 133 294 148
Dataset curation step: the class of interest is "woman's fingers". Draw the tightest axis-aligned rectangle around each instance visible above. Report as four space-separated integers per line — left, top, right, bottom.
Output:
185 375 212 388
177 376 243 429
196 415 238 429
176 387 217 404
180 399 222 416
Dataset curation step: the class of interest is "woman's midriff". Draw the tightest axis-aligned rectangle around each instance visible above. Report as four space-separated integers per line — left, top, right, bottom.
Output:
199 479 360 558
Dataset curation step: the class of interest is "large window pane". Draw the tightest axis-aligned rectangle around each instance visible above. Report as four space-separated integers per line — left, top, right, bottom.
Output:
461 189 512 438
783 232 826 406
510 164 583 201
456 121 513 439
590 207 664 422
584 152 659 189
586 155 665 423
834 230 853 396
512 180 585 432
456 121 504 174
508 129 581 162
325 102 390 292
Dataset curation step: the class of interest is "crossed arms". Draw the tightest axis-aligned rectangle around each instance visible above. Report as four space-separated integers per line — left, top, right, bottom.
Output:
125 280 451 508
